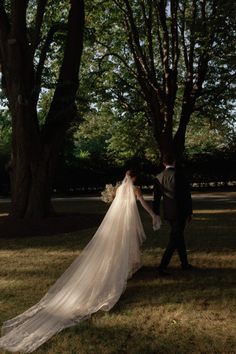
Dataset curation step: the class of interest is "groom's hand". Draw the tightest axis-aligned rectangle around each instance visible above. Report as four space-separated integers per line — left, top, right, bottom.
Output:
187 215 193 224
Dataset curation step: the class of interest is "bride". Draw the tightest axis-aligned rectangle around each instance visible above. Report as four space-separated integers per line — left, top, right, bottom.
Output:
0 170 161 353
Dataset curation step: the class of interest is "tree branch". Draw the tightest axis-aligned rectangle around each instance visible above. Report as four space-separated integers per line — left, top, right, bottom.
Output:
43 0 85 144
10 0 29 35
0 1 10 34
170 0 179 71
98 51 138 80
123 0 150 76
179 1 188 69
31 0 47 56
122 4 164 105
174 0 219 157
140 0 156 81
153 3 164 68
0 1 10 62
111 88 146 114
7 0 33 101
156 1 170 73
113 0 128 15
194 0 215 96
33 23 66 105
154 0 171 110
112 71 146 101
188 0 197 80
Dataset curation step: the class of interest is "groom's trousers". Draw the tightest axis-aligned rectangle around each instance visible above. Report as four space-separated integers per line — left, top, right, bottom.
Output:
159 218 189 269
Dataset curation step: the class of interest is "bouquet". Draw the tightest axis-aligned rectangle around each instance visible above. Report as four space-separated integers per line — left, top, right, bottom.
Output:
101 182 121 203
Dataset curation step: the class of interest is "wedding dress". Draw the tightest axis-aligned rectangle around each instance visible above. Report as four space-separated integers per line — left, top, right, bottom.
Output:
0 175 160 353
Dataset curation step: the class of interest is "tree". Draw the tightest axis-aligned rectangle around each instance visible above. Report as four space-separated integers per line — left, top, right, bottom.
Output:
90 0 235 159
0 0 85 218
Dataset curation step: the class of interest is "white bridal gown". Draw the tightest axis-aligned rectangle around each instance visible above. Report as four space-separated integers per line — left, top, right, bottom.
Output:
0 176 160 353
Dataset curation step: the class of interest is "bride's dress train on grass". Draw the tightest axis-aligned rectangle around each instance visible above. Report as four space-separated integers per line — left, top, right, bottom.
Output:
0 176 153 353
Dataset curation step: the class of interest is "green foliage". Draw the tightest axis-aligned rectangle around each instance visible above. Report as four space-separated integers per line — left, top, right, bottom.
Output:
71 106 160 166
1 0 235 172
71 0 236 165
185 115 234 155
106 113 159 164
73 110 111 160
0 112 11 157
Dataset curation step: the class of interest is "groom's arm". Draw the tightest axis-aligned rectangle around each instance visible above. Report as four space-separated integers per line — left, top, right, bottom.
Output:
183 175 193 217
153 179 162 215
176 170 193 217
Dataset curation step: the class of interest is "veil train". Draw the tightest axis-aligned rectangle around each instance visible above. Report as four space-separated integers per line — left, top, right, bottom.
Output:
0 176 146 353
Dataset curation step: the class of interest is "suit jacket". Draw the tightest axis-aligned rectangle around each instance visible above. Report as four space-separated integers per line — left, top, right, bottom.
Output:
153 167 192 221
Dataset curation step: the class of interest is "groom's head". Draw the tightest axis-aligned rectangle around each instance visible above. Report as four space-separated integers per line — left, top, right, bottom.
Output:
162 153 176 167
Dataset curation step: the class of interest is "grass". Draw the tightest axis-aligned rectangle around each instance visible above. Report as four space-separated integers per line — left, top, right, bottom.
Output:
0 192 236 354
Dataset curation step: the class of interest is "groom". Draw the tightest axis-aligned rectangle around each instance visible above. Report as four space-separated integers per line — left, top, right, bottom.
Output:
153 154 193 275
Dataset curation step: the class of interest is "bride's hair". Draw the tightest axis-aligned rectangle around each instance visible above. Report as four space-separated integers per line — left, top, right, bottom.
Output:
126 170 136 178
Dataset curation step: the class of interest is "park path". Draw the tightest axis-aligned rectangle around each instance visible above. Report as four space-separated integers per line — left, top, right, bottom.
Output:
0 191 236 204
0 191 235 238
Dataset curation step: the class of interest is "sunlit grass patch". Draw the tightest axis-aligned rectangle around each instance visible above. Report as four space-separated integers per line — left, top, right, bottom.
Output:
194 208 236 214
0 194 236 353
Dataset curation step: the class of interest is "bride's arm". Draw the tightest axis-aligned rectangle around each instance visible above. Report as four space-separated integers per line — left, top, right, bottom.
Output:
135 187 156 218
136 188 153 217
135 187 161 231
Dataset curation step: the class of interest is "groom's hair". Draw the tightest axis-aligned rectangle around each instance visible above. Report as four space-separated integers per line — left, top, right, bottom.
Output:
162 153 175 165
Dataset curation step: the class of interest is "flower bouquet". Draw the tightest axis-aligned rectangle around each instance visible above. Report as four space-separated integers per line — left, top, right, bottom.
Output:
101 182 121 203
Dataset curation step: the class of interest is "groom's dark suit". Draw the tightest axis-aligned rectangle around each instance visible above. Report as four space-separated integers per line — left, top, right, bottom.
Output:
153 166 192 269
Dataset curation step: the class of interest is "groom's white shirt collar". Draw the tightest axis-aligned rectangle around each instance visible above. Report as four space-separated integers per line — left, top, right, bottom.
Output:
165 165 175 169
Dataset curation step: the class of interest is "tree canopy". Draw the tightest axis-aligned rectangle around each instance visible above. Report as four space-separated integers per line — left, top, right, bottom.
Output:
0 0 235 211
81 0 236 158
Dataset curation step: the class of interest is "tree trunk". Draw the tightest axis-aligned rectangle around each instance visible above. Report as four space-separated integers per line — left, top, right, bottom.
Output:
24 151 56 218
10 150 55 218
0 0 85 220
9 103 55 218
151 103 174 159
117 0 216 164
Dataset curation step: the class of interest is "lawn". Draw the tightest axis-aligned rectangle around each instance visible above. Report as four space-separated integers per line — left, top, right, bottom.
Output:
0 192 236 354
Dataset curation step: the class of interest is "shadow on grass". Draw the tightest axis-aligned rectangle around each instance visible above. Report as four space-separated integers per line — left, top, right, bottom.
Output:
0 258 235 353
0 212 103 239
110 266 236 315
36 310 236 354
131 265 236 286
0 195 235 254
3 265 234 309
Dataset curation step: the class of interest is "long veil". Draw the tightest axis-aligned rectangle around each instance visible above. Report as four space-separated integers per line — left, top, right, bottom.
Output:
0 176 146 353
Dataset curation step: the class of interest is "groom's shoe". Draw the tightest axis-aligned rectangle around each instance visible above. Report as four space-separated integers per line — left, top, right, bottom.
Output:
157 268 171 277
182 264 195 271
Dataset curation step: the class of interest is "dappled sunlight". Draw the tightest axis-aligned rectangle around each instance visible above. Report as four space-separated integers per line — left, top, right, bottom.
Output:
194 209 236 214
0 278 23 289
1 248 236 353
0 194 235 353
0 274 52 290
37 304 236 354
0 249 81 259
191 251 236 265
193 216 211 221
